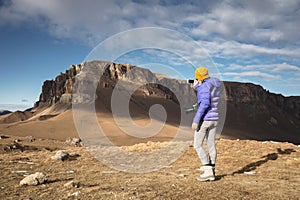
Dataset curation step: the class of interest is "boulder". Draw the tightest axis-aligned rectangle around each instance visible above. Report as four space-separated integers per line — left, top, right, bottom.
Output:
20 172 47 186
51 150 69 161
65 137 82 147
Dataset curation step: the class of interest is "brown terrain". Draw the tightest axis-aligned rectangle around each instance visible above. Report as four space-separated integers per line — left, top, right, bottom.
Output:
0 61 300 199
0 135 299 199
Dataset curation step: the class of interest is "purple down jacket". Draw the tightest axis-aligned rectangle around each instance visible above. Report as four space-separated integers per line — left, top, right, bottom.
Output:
193 77 221 124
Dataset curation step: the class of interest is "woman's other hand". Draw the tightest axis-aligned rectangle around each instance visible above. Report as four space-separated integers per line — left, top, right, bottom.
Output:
192 122 198 130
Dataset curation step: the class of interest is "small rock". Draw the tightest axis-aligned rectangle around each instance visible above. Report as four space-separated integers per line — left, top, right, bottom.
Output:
65 137 82 147
20 172 47 186
26 136 35 142
51 150 69 161
7 142 23 151
64 181 80 188
69 191 81 197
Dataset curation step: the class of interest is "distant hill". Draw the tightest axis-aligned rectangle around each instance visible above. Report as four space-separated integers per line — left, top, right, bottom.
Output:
0 110 33 123
0 61 299 144
0 110 12 116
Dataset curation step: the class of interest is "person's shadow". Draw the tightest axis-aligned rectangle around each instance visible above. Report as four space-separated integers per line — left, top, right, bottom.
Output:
216 148 296 180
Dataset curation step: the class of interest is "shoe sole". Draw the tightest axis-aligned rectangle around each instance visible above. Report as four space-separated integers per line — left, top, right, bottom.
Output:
196 176 215 182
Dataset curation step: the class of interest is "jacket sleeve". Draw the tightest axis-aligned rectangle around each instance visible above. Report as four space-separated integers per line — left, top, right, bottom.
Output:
193 84 211 124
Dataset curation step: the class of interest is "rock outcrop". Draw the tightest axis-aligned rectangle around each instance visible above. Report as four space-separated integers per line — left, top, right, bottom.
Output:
35 61 192 107
223 81 300 142
36 64 82 107
224 81 300 120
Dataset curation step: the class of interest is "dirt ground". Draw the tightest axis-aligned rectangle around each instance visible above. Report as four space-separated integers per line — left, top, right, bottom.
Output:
0 135 299 200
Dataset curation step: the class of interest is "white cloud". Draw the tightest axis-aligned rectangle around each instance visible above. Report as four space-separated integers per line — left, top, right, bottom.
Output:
0 0 135 44
223 71 281 80
228 63 300 72
187 0 300 45
1 0 300 89
0 0 216 45
1 0 300 49
272 63 300 72
200 40 300 59
213 62 225 68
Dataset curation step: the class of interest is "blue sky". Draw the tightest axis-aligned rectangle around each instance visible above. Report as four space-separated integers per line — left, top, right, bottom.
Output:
1 0 300 111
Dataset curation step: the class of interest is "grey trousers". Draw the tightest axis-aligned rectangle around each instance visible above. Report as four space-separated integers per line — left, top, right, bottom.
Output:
194 120 218 165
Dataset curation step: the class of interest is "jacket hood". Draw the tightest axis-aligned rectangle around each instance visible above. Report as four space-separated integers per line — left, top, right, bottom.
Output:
204 77 221 88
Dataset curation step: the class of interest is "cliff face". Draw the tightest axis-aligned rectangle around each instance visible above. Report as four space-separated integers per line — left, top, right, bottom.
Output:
223 81 300 142
36 61 196 108
224 82 300 119
32 61 300 143
37 64 82 106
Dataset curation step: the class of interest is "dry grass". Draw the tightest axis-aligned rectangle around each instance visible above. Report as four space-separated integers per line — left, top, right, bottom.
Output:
0 135 299 199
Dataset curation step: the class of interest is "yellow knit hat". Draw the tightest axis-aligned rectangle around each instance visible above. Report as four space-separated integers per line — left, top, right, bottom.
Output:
195 66 209 81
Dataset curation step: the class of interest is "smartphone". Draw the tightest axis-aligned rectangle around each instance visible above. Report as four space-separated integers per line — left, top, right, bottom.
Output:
187 79 194 83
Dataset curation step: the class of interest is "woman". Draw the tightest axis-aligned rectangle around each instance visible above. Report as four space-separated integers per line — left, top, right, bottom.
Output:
192 66 221 181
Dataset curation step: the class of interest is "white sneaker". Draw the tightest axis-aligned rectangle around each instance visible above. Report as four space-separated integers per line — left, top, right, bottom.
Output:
196 166 215 181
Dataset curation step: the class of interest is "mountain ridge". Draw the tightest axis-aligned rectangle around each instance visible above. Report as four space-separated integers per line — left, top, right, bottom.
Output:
1 60 299 144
